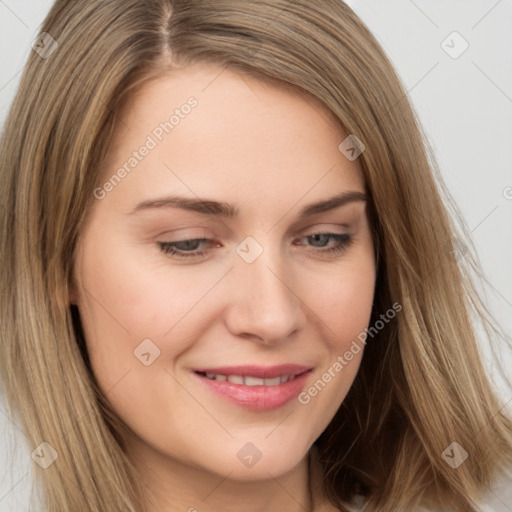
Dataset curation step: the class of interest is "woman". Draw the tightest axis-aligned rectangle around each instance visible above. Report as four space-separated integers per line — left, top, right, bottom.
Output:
0 1 511 511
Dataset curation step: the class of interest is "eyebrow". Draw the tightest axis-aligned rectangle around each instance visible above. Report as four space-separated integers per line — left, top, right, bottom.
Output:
128 190 368 219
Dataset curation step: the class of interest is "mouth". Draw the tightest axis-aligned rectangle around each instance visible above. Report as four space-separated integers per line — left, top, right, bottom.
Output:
196 372 299 386
192 364 312 411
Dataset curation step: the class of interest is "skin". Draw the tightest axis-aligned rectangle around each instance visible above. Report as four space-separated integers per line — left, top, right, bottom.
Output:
71 62 376 512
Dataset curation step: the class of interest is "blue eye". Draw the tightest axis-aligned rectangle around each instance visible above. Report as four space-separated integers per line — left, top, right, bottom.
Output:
301 233 353 254
158 233 353 259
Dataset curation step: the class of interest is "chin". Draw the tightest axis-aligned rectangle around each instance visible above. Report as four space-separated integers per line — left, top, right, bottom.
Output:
197 437 310 481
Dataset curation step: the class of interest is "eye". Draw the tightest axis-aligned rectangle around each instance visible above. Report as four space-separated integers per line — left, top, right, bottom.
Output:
295 233 353 256
158 232 353 260
159 238 213 259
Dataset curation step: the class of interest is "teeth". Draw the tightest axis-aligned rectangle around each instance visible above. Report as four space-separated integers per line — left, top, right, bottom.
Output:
202 373 296 386
244 376 265 386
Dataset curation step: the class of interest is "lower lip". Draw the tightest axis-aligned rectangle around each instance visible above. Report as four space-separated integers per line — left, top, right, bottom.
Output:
193 371 311 411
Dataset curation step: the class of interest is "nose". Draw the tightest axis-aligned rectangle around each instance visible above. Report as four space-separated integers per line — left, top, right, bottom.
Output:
223 242 302 345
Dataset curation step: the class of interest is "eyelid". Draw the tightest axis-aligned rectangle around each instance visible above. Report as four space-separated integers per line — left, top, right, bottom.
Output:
296 221 351 234
156 223 350 245
155 227 212 240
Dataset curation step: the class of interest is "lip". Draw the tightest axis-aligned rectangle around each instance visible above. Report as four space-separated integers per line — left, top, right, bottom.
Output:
192 364 312 411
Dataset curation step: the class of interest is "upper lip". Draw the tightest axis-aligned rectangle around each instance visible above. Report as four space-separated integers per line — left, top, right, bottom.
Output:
193 364 312 379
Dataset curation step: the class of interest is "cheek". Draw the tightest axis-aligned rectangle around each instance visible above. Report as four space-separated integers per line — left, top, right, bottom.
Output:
80 229 216 329
295 253 375 435
310 252 376 351
75 232 218 388
74 239 221 445
326 280 374 351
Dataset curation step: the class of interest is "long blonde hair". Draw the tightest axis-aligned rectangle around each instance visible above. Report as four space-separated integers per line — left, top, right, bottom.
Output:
1 1 511 511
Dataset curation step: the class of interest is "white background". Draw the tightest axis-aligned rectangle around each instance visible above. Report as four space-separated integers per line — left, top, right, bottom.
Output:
1 1 511 510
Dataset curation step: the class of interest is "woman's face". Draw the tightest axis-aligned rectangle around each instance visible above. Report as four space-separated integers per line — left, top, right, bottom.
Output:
72 63 376 482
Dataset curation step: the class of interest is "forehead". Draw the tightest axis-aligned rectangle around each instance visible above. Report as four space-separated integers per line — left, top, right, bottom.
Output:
99 63 366 211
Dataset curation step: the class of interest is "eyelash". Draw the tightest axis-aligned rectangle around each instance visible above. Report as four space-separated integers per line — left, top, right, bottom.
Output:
158 233 353 260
